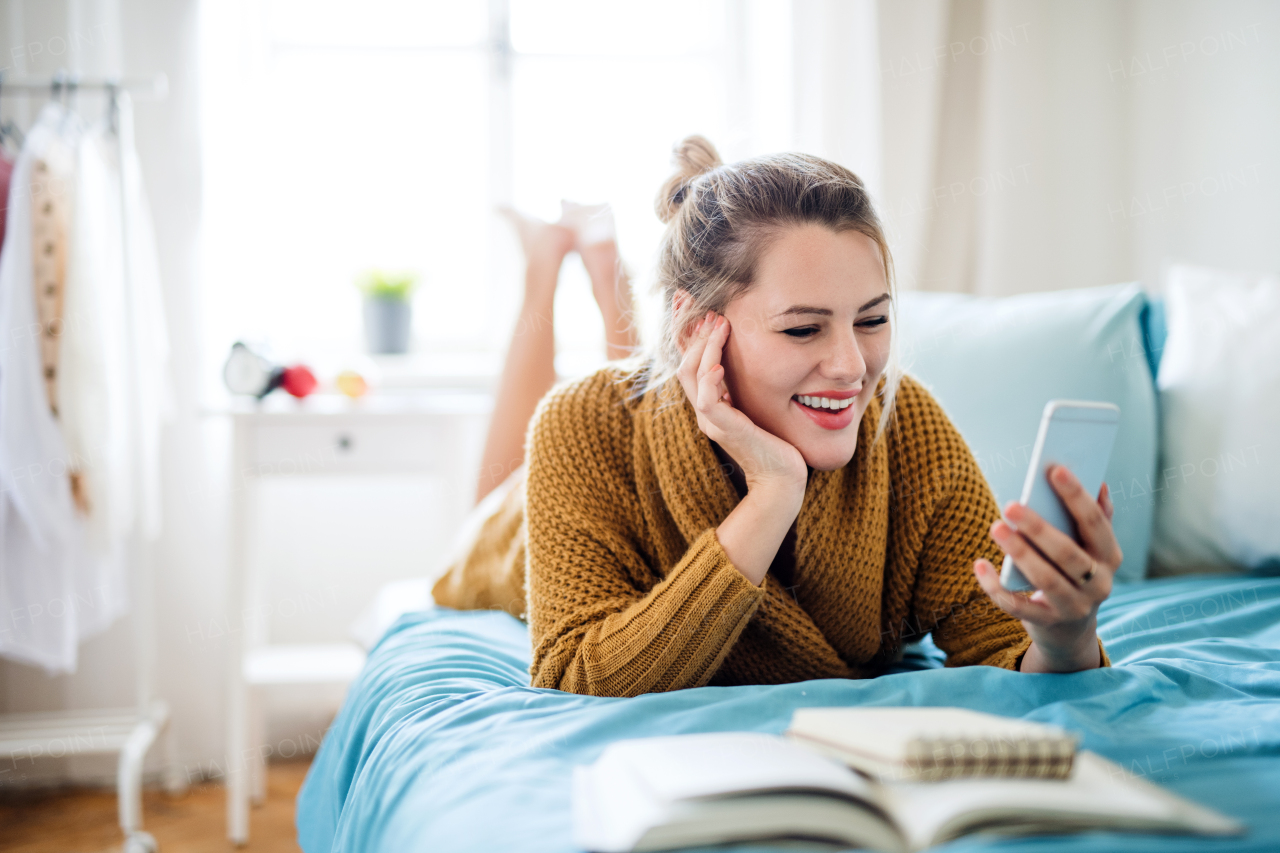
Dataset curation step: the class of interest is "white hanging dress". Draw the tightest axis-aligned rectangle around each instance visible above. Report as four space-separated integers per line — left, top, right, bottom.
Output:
59 93 172 638
0 99 169 673
0 104 90 672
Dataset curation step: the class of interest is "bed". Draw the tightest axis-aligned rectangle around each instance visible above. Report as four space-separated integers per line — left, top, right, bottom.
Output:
298 282 1280 851
298 574 1280 852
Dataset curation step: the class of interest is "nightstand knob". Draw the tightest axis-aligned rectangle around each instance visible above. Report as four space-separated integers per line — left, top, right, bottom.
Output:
336 433 354 452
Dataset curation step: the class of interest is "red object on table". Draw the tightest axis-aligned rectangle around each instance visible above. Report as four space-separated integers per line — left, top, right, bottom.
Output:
280 365 318 398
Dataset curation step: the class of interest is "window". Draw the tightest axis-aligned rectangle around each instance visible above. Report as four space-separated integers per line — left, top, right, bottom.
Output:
200 0 797 388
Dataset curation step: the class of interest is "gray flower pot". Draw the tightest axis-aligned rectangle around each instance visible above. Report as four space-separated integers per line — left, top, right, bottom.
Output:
363 297 412 354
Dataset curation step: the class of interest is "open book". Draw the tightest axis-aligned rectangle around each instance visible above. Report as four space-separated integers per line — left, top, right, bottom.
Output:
787 707 1078 781
572 732 1243 853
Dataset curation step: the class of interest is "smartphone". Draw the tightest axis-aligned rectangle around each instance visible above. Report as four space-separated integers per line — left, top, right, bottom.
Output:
999 401 1121 592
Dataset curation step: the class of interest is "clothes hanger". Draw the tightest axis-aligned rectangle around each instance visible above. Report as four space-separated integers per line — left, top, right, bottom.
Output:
106 81 121 137
0 74 24 153
51 70 81 136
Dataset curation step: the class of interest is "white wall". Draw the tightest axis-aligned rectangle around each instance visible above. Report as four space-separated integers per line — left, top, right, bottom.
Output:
1127 0 1280 288
878 0 1280 296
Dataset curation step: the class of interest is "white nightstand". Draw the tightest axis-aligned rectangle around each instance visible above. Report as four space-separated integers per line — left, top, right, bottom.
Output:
219 390 490 844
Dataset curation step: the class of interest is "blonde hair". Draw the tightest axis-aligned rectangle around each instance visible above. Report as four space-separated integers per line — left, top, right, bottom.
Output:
645 135 902 440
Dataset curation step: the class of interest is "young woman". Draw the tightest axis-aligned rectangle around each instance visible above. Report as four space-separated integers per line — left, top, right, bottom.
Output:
434 137 1119 697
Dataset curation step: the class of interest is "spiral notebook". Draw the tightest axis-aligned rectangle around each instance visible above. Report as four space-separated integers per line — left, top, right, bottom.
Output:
786 707 1078 781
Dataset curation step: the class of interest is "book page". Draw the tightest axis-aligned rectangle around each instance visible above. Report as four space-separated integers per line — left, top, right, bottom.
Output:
642 795 906 853
574 733 898 853
877 751 1241 851
619 732 881 805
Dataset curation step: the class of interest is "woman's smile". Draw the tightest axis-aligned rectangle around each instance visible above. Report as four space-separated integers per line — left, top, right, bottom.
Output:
791 388 861 430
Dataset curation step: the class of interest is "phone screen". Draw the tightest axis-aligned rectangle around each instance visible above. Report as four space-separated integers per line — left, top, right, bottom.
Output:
1000 401 1120 592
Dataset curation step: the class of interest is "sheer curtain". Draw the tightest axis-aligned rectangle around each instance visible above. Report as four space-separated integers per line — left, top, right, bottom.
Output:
878 0 1280 297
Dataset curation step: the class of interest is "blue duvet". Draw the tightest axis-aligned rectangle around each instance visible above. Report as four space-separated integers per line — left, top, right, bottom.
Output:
298 576 1280 852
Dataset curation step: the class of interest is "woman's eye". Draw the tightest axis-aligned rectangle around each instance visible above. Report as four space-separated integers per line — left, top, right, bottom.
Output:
857 315 889 329
782 326 819 338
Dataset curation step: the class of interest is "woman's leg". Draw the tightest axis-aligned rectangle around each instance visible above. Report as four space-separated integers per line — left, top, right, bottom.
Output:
580 238 640 360
560 201 640 360
475 211 575 503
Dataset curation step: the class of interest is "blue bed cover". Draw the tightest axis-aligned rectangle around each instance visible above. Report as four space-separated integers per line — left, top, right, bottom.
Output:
298 576 1280 852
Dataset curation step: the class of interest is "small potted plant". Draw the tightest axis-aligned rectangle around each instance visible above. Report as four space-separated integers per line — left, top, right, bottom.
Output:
357 269 419 354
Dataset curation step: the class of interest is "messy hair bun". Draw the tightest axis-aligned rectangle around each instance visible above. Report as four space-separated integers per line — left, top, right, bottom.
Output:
654 135 723 224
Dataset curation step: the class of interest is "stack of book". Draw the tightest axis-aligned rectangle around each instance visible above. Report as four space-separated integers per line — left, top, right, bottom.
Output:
572 706 1243 852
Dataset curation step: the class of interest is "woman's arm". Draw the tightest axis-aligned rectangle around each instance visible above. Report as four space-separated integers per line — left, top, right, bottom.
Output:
716 486 802 586
906 437 1035 671
678 313 808 586
525 372 770 697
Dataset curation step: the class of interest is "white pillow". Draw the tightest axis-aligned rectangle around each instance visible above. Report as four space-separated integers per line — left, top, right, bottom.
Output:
1151 265 1280 574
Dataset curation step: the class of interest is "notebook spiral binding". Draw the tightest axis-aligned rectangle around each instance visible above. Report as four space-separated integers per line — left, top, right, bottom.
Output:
903 734 1078 781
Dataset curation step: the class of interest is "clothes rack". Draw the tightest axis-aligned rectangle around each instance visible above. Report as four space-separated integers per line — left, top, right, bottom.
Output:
0 70 177 853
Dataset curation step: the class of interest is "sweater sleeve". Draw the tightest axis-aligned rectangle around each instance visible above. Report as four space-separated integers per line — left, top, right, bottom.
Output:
524 377 766 696
899 387 1111 671
915 461 1035 671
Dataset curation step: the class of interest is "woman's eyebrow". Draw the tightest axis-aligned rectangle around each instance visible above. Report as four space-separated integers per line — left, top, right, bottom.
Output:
858 293 891 311
774 293 891 318
775 305 832 317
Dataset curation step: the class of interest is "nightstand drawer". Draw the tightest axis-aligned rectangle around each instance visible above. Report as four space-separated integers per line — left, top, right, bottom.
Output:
248 421 449 474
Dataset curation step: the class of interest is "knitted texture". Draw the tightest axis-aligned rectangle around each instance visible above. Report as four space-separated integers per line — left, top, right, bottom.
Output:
432 470 528 619
512 367 1105 696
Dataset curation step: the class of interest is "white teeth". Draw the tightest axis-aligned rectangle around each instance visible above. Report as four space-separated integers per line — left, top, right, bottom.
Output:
796 395 854 410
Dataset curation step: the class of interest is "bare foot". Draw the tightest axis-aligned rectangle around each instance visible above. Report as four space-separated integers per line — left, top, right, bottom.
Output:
559 200 615 248
559 200 628 315
499 206 576 271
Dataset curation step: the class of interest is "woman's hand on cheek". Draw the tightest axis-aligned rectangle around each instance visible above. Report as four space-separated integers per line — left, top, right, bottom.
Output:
676 312 808 497
971 466 1122 672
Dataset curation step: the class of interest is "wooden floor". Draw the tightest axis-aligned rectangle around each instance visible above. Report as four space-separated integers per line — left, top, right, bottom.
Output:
0 760 309 853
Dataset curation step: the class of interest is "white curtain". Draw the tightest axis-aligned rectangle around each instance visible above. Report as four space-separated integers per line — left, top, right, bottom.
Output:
878 0 1280 296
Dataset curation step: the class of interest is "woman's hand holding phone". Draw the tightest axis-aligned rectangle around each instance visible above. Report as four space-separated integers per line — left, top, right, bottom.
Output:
972 465 1123 672
676 311 807 585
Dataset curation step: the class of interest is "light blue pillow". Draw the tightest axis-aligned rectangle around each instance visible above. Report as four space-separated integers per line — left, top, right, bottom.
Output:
896 283 1158 582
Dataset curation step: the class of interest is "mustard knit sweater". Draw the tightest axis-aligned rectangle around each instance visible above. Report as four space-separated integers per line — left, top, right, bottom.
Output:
435 366 1110 696
516 366 1116 697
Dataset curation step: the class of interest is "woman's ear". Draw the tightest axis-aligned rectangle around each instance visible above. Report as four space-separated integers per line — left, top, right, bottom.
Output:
673 289 695 355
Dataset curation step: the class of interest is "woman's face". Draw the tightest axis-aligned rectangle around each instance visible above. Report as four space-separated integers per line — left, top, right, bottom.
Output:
718 224 892 472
